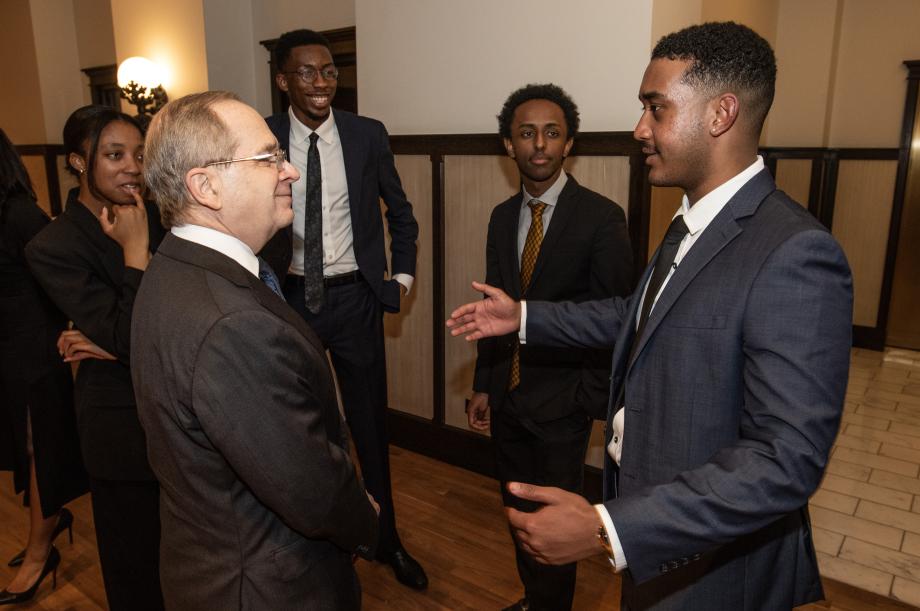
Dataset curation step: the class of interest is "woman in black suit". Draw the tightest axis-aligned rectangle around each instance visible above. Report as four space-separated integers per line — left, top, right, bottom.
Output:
0 129 87 605
25 106 165 611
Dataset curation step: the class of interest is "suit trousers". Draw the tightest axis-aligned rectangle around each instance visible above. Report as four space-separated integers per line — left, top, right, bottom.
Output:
492 400 593 611
284 275 401 556
88 477 163 611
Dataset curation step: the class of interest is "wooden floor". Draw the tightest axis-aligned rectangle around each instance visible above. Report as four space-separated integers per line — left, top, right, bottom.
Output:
1 448 917 610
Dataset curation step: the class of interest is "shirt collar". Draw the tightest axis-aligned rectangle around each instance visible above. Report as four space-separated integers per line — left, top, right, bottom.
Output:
170 224 259 278
522 171 568 208
677 156 765 236
288 106 336 146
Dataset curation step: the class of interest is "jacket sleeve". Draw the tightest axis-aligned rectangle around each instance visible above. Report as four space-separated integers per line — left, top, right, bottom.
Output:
606 229 852 584
25 230 140 364
191 309 379 555
375 121 418 277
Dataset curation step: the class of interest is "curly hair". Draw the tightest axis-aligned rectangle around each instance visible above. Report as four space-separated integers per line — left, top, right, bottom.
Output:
274 29 332 71
497 83 580 140
652 22 776 132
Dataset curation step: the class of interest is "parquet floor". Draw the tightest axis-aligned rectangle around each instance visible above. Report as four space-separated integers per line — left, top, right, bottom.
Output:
2 348 919 609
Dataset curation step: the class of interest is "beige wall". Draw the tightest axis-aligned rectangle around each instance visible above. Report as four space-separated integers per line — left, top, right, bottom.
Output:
355 0 652 135
73 0 116 70
0 0 46 143
110 0 209 113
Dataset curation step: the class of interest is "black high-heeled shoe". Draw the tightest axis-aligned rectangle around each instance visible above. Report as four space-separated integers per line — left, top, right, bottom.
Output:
7 508 72 568
0 545 60 605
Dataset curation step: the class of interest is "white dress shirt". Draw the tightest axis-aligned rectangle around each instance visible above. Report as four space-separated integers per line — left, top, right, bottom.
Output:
171 224 259 278
517 172 567 260
287 107 413 292
521 156 765 571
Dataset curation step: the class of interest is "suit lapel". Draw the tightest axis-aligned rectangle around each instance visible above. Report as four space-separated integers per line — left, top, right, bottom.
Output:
334 111 364 220
628 169 776 368
498 199 523 299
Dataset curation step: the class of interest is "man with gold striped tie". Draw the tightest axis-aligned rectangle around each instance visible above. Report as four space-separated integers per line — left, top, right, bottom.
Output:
466 83 633 611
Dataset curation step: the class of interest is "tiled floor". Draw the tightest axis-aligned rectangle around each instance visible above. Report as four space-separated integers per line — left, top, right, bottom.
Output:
811 347 920 606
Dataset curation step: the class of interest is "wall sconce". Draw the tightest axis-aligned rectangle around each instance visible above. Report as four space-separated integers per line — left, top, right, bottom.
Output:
117 57 168 123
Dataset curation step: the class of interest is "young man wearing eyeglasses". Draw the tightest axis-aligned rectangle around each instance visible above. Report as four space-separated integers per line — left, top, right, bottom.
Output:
258 28 426 591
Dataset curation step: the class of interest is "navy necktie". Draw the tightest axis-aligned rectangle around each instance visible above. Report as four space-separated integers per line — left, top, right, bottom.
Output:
258 257 283 297
302 132 324 313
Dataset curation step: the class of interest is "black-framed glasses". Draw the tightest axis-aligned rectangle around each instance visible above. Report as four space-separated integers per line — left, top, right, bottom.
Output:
205 149 286 171
283 66 339 84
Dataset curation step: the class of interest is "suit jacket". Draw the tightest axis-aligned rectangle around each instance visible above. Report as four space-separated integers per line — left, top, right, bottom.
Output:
260 110 418 313
528 170 853 610
473 175 633 421
25 188 165 481
131 233 378 611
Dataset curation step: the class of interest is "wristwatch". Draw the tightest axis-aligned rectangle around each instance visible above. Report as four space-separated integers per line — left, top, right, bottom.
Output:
596 522 614 558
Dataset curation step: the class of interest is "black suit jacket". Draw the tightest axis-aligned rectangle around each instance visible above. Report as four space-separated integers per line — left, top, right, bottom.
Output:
473 175 633 422
132 234 378 610
25 188 164 481
260 110 418 313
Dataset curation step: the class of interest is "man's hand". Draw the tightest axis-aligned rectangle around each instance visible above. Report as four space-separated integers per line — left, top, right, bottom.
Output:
506 482 603 565
466 392 491 431
446 281 522 341
57 329 116 363
98 190 151 270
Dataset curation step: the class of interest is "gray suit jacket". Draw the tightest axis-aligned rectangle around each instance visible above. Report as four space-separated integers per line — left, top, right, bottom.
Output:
132 234 378 611
528 169 853 610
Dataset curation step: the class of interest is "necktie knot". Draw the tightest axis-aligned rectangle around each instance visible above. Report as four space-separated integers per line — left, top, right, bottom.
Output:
664 215 690 245
308 132 319 145
528 199 547 218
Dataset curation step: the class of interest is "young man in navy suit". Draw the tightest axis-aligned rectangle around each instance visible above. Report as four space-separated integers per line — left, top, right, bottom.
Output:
448 22 852 610
259 29 426 590
468 84 632 611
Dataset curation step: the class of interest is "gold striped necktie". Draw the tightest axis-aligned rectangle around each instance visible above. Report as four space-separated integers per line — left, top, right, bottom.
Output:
509 199 547 391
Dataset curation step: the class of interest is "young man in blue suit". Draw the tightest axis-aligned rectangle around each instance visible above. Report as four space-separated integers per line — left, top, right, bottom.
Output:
448 22 852 610
258 29 426 590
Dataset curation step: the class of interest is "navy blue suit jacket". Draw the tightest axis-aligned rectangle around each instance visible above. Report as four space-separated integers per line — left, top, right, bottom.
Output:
528 169 853 610
260 110 418 313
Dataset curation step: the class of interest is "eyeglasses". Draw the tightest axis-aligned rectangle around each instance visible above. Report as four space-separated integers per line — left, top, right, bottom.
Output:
204 149 286 171
283 66 339 84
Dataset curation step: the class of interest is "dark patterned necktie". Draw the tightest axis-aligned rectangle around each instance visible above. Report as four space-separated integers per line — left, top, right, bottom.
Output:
629 215 690 361
509 200 548 391
258 257 283 297
303 132 324 313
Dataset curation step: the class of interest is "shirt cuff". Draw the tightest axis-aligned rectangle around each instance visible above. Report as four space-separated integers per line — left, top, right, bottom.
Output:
393 273 414 295
595 504 627 572
518 300 528 344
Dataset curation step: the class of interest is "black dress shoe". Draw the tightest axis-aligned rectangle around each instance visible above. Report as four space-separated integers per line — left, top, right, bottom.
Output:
501 598 530 611
8 508 73 568
379 546 428 590
0 545 60 605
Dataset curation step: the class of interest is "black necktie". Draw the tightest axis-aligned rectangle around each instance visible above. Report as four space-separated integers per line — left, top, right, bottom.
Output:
303 132 324 313
258 257 283 297
630 215 690 360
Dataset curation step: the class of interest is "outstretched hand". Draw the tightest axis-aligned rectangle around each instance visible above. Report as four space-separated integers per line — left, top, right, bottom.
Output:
505 482 603 565
446 281 522 341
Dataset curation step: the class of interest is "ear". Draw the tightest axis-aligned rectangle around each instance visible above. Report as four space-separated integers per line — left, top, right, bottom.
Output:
710 93 739 137
562 137 574 158
276 72 289 93
68 152 86 174
503 137 515 159
185 168 222 212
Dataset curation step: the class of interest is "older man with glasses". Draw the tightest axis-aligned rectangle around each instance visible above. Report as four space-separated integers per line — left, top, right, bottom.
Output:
132 90 379 611
259 28 426 591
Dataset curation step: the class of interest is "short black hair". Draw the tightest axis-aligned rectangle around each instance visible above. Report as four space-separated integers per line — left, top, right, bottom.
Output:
652 22 776 132
497 83 580 140
274 29 332 71
63 105 143 202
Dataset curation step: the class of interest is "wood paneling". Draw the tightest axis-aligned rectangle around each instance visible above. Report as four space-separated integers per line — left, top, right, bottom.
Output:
648 186 683 262
443 155 518 430
384 156 434 419
775 158 812 207
832 160 898 328
563 156 631 218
